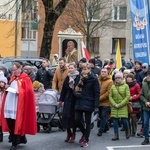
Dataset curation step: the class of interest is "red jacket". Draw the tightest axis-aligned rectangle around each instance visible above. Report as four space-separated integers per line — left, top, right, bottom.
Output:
1 73 37 135
128 82 141 114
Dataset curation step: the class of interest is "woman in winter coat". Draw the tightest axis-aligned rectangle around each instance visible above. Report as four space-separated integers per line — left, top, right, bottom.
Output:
59 62 79 143
140 71 150 145
74 63 100 148
126 73 141 136
109 71 130 140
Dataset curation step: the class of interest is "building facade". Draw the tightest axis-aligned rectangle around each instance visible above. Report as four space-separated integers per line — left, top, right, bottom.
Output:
38 0 132 62
0 0 132 63
0 0 21 57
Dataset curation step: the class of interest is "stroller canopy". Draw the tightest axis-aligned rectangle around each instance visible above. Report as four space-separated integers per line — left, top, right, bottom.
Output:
39 89 59 105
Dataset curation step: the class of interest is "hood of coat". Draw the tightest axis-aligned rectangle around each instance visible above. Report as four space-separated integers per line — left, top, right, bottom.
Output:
99 75 111 81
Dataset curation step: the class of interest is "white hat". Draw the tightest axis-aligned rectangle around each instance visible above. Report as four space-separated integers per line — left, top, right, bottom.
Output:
0 71 7 84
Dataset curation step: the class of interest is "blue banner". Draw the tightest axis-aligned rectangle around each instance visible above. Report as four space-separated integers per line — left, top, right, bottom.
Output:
130 0 150 64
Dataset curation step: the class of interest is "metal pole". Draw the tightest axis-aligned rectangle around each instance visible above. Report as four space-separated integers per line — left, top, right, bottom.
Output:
27 18 31 57
14 0 19 56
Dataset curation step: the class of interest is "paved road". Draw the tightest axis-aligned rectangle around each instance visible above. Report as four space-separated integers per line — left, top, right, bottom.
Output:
1 123 150 150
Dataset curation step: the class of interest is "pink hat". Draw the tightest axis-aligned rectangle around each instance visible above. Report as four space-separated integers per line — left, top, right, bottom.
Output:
115 71 123 79
0 71 7 84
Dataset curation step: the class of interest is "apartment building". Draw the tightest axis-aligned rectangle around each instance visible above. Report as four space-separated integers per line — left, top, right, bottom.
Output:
0 0 21 57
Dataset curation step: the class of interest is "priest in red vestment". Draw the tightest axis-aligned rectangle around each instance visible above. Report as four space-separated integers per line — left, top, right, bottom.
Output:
1 62 37 150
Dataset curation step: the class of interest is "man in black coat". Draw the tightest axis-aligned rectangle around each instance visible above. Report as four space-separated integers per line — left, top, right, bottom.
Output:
89 58 101 76
35 58 54 89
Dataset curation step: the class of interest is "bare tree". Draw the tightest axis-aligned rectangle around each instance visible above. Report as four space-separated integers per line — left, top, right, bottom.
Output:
40 0 70 58
60 0 113 51
1 0 70 58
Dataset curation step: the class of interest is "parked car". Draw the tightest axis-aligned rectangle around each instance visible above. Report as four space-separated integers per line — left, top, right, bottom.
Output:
0 57 48 70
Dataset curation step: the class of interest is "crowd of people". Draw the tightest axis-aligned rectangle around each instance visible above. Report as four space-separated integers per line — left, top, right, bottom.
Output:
0 41 150 149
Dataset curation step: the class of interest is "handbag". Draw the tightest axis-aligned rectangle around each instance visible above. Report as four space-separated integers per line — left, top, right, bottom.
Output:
132 101 141 109
115 86 133 113
127 102 133 113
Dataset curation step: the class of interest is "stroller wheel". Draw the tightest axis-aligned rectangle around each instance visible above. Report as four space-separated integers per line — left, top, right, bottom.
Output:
37 124 40 133
47 125 52 133
90 122 94 129
43 126 47 130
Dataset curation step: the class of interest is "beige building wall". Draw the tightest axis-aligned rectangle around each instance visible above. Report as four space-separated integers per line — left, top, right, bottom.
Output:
98 0 132 62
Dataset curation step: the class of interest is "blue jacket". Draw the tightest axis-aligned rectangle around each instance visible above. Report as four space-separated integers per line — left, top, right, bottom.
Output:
75 73 100 112
137 70 147 87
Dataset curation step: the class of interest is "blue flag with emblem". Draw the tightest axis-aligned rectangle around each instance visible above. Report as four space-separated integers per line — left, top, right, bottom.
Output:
129 0 150 64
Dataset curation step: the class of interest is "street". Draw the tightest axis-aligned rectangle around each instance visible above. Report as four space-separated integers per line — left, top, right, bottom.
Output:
1 123 150 150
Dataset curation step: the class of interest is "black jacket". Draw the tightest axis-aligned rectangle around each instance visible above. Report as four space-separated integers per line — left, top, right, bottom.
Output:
75 73 100 112
35 67 54 89
59 75 79 128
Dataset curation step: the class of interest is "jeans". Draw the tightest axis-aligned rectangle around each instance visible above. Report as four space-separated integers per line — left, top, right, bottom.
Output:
143 110 150 140
113 118 129 134
98 106 110 132
75 110 92 142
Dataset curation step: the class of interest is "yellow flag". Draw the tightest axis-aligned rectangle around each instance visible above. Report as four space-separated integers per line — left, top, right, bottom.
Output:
115 40 122 69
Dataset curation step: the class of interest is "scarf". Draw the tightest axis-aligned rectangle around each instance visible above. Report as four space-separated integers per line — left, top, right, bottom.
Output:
126 81 136 87
60 66 67 73
75 72 91 92
68 71 79 89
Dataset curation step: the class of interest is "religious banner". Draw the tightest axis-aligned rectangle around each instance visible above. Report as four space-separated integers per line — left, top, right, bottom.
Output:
129 0 150 63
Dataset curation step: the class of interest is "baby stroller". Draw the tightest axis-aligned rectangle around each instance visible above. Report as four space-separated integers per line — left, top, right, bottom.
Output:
37 89 64 133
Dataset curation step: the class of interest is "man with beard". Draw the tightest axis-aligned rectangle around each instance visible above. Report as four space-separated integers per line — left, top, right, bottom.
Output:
36 58 54 90
52 57 68 93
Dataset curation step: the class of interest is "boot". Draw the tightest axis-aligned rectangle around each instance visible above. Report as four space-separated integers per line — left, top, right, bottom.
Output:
65 129 72 142
69 131 76 143
0 132 3 142
125 130 130 139
112 134 119 141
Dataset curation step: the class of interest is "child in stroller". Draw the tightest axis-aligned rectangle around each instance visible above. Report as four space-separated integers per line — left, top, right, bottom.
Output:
37 89 64 133
33 80 45 114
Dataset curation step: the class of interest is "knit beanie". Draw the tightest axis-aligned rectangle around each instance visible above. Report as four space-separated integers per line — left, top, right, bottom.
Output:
115 71 123 79
126 73 135 80
33 81 41 89
0 71 7 84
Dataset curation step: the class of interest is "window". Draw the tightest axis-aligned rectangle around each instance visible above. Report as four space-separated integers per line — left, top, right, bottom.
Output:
112 6 127 21
90 37 99 53
31 1 38 20
112 38 126 54
87 0 100 21
21 27 37 40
